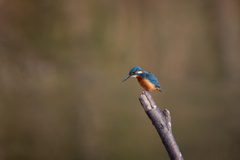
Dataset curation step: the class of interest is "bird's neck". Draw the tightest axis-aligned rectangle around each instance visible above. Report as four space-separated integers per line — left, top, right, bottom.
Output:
136 75 142 81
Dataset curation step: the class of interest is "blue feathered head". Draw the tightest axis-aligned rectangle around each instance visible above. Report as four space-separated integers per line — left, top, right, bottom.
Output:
122 66 142 82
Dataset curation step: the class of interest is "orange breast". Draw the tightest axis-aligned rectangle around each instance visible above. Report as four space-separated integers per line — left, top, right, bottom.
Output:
137 76 155 91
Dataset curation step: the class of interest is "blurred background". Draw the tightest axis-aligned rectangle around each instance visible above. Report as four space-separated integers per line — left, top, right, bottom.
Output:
0 0 240 159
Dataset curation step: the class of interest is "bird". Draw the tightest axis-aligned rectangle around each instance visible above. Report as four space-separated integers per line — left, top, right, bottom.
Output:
122 66 162 92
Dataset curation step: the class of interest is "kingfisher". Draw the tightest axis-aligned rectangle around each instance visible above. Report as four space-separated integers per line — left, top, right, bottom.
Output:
122 66 162 92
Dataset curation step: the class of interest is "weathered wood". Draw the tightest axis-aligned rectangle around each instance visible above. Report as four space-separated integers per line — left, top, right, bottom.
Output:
139 91 183 160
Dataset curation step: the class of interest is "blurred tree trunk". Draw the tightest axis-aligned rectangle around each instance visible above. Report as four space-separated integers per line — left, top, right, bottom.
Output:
213 0 240 83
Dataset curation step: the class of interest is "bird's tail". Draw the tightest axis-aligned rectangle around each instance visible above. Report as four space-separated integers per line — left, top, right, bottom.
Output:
156 87 162 92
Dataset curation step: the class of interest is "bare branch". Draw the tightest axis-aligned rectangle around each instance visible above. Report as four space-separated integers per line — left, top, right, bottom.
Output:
139 91 183 160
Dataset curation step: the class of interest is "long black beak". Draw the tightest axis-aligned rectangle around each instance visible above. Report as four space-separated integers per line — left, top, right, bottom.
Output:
122 75 131 82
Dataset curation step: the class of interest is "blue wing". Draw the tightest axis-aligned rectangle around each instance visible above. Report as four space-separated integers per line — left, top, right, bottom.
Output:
142 72 160 87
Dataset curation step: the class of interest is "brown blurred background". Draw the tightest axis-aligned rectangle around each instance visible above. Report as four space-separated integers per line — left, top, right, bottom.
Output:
0 0 240 160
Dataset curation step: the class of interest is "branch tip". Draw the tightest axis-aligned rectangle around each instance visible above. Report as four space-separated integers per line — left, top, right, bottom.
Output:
163 109 170 117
